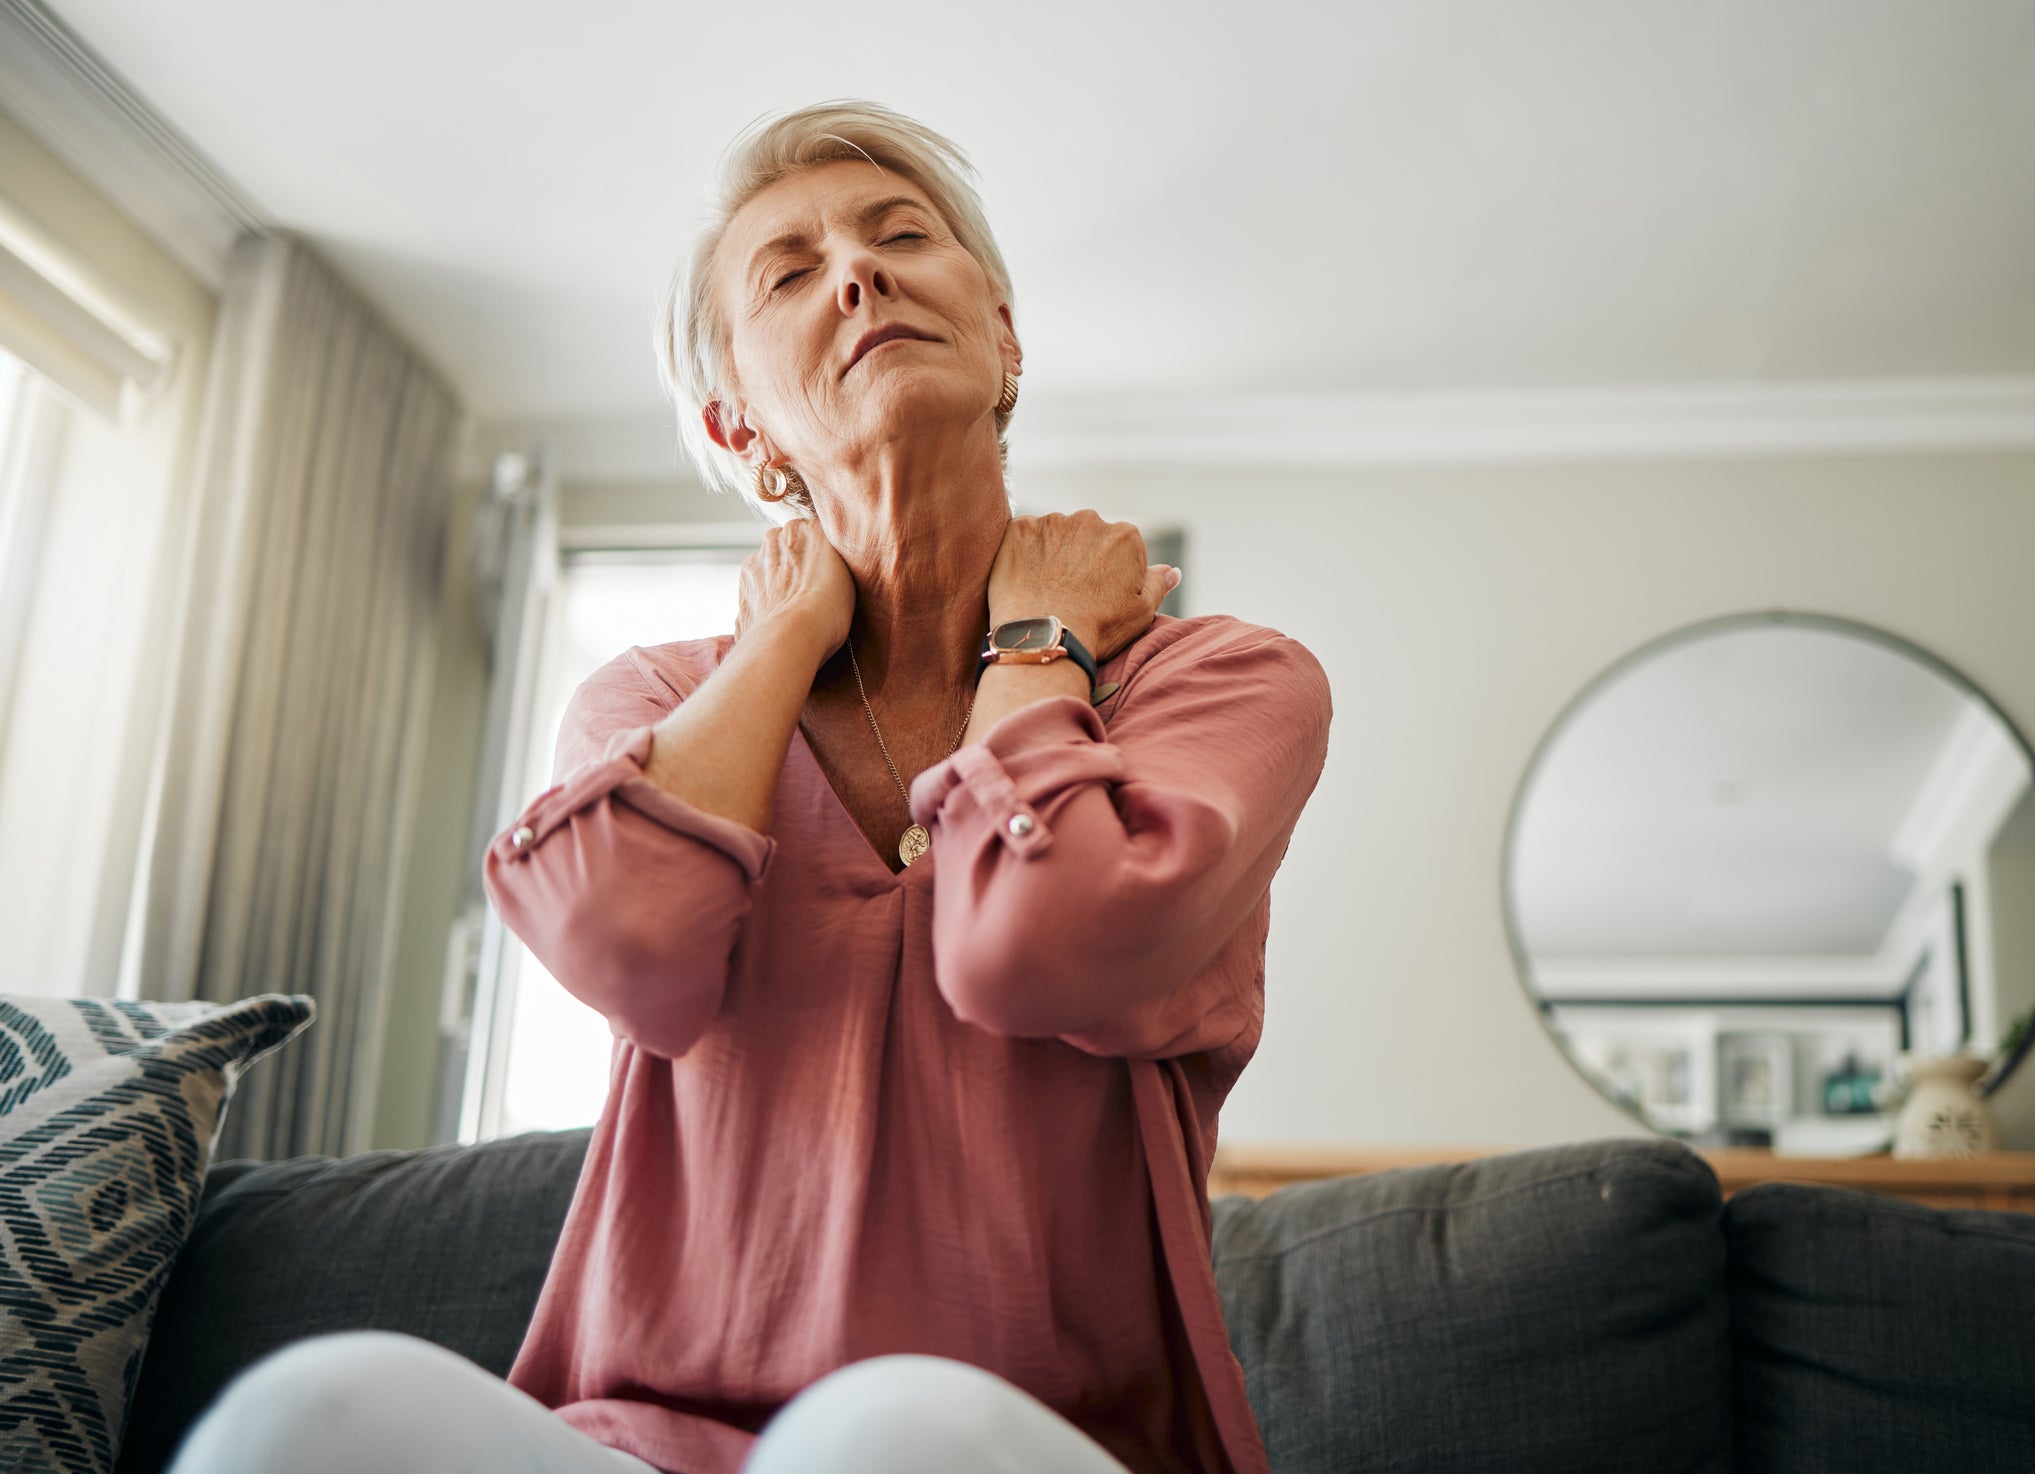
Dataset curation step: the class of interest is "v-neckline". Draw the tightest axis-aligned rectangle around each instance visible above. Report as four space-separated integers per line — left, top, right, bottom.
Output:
792 720 933 889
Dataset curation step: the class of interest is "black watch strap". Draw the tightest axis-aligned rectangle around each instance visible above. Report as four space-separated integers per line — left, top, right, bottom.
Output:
1056 624 1099 686
1050 627 1121 705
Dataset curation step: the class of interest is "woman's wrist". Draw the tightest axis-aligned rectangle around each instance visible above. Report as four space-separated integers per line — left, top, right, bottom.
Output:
962 656 1091 747
749 607 844 675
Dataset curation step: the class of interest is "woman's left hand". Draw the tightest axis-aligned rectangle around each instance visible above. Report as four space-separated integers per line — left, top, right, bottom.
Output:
987 510 1178 663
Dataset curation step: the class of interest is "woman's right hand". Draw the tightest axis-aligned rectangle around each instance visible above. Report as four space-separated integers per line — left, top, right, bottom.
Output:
734 517 856 666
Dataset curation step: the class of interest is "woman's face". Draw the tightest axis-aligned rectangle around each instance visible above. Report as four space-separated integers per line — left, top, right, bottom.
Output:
708 159 1019 479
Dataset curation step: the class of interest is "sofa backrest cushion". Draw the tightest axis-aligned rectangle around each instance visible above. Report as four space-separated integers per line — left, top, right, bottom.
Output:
114 1126 592 1474
1209 1137 1731 1474
1724 1180 2035 1472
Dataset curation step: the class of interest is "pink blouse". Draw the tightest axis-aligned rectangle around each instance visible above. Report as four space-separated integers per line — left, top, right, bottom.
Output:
483 611 1333 1474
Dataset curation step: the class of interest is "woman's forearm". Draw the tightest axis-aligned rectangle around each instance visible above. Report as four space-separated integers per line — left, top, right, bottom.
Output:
960 656 1092 747
638 614 828 833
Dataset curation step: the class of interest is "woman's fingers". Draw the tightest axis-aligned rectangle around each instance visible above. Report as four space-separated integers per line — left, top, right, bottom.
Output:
740 518 855 659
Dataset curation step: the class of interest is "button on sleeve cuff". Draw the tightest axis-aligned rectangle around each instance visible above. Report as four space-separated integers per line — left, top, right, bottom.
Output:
492 721 776 883
907 695 1125 860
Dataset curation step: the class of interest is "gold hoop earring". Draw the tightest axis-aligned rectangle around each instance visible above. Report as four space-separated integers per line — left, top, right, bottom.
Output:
754 462 806 504
996 372 1019 416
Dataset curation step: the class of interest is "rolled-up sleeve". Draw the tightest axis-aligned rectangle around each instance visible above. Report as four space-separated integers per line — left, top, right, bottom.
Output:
482 645 776 1060
907 621 1332 1059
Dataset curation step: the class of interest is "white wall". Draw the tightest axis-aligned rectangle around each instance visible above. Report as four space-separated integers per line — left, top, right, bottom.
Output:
554 449 2035 1150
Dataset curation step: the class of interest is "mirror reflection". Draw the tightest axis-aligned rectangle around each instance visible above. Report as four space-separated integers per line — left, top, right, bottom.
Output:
1505 614 2035 1154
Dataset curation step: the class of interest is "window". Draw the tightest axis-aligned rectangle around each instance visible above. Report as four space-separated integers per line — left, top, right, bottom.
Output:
493 549 745 1134
0 339 176 994
0 346 42 748
0 126 211 998
0 349 21 447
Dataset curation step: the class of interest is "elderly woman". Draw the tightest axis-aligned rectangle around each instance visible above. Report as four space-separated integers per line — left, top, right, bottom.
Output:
166 100 1329 1474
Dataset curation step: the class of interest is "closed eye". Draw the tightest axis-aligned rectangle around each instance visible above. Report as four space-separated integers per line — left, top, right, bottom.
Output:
771 234 924 290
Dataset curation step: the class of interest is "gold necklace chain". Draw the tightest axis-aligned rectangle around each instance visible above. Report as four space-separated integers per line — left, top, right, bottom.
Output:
847 633 978 866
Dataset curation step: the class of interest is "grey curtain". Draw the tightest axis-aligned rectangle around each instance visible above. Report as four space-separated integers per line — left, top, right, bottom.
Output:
138 229 463 1161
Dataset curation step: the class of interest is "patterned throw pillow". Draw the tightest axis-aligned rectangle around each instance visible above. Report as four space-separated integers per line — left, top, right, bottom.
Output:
0 992 316 1474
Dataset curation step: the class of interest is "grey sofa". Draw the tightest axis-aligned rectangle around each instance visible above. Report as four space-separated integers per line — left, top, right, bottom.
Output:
115 1132 2035 1474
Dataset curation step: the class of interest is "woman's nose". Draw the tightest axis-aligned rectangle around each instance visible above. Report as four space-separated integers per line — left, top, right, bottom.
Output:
836 256 894 313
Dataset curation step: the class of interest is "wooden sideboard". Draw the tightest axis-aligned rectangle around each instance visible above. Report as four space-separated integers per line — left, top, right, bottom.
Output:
1207 1143 2035 1213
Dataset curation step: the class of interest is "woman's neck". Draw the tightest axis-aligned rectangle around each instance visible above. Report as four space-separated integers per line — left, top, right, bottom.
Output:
803 428 1009 706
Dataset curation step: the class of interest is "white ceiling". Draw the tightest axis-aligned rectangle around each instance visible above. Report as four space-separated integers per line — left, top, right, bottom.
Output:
38 0 2035 459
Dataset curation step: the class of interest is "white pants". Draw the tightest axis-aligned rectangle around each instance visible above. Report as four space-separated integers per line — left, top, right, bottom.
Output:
164 1329 1138 1474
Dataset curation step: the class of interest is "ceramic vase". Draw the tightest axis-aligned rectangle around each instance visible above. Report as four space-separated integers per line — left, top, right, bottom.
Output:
1891 1053 1997 1159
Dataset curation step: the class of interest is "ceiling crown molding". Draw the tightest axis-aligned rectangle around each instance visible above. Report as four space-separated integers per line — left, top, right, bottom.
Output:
0 0 269 292
480 377 2035 486
1007 377 2035 471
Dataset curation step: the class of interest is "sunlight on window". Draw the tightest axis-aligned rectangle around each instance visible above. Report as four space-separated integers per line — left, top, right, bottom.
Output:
0 350 21 452
497 552 746 1135
0 349 24 571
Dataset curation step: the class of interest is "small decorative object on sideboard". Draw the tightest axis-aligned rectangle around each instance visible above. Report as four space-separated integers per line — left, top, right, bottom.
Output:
1821 1052 1883 1115
1891 1052 1998 1159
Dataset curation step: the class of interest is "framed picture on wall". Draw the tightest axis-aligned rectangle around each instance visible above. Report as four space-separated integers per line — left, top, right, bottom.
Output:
1548 1008 1719 1136
1718 1032 1793 1128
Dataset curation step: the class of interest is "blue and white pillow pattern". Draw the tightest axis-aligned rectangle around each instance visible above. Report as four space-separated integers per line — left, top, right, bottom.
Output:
0 993 316 1474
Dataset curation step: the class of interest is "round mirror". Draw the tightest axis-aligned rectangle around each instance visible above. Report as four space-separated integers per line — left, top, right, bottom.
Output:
1503 612 2035 1154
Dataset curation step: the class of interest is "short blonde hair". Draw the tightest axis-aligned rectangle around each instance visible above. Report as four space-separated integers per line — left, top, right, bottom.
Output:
654 99 1018 523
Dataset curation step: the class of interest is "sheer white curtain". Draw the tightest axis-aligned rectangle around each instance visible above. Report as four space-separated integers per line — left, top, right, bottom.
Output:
135 230 464 1160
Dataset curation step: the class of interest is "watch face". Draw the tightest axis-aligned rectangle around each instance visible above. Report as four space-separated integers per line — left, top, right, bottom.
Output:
994 617 1060 652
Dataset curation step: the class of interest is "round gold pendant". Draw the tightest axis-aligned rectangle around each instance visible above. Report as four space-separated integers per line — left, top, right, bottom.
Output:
898 823 930 866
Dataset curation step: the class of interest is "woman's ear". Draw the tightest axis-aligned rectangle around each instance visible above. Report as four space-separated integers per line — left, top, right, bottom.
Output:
703 399 760 456
995 305 1022 378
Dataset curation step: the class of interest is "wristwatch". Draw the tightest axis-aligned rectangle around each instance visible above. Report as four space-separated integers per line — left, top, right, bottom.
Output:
981 616 1117 704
